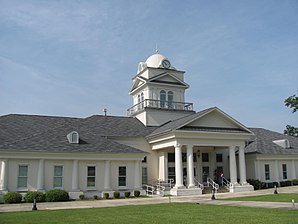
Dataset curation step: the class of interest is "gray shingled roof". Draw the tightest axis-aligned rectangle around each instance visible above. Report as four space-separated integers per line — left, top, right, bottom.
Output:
246 128 298 154
147 107 250 137
0 114 154 153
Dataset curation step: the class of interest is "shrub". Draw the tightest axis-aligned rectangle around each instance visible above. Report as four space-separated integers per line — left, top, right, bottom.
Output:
285 180 292 186
79 194 85 200
24 191 45 203
45 189 69 202
134 190 140 197
292 179 298 186
273 182 279 187
93 195 98 200
280 181 286 187
125 192 130 198
3 192 22 204
103 193 109 199
113 191 120 199
247 179 263 190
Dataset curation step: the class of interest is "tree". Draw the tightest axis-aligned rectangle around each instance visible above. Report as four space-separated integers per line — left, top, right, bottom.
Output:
284 93 298 113
284 125 298 137
284 92 298 137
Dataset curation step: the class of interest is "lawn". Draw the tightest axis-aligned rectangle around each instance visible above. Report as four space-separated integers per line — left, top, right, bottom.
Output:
223 193 298 202
0 203 297 224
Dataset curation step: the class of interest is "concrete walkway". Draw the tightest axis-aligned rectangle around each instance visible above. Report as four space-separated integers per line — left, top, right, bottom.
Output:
1 186 298 213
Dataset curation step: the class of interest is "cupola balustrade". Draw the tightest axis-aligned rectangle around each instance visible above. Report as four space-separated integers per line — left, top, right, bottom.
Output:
127 99 193 116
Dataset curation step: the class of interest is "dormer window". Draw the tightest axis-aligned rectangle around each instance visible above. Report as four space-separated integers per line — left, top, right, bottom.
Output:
67 131 79 144
273 139 290 149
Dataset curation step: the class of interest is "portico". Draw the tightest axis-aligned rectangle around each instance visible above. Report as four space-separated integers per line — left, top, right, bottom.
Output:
146 107 255 195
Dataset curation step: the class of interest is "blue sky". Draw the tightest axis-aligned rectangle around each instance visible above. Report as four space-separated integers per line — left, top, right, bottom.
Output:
0 0 297 133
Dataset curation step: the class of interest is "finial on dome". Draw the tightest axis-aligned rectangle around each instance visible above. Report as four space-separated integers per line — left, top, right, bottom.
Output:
155 44 159 54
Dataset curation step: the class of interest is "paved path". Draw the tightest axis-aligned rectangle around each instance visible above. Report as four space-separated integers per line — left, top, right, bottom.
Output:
0 186 298 213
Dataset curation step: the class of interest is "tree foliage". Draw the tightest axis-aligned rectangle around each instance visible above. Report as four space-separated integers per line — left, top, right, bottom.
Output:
284 125 298 137
284 92 298 137
284 93 298 113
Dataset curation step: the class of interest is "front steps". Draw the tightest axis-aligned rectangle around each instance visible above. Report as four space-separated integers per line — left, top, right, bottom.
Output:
202 186 229 194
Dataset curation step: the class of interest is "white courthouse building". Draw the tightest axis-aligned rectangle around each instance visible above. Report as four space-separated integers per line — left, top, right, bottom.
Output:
1 52 298 198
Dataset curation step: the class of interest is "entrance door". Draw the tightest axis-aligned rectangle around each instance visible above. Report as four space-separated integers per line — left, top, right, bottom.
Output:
202 166 209 183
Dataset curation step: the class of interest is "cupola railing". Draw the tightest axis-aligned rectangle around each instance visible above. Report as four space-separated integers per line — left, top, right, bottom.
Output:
127 99 193 116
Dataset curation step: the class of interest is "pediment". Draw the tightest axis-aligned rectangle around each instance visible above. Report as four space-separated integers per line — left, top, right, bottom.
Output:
178 108 252 134
149 73 189 87
130 77 147 93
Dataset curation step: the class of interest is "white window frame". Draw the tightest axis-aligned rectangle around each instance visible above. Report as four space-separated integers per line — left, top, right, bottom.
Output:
53 165 64 189
87 165 96 189
118 165 127 188
282 164 287 180
264 164 270 180
142 166 148 185
17 164 28 190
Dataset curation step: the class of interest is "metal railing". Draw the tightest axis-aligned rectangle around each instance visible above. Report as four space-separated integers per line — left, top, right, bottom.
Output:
194 178 204 190
146 185 155 196
207 177 219 190
222 177 232 190
127 99 194 116
158 178 174 189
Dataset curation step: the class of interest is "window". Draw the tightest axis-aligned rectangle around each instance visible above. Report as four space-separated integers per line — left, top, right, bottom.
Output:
168 153 175 162
142 156 147 163
17 165 28 189
160 90 166 108
67 131 79 144
265 164 270 180
282 164 287 179
216 154 223 163
202 153 209 162
142 167 148 185
118 166 126 187
141 92 144 108
168 167 175 182
87 166 96 188
167 91 174 108
53 165 63 188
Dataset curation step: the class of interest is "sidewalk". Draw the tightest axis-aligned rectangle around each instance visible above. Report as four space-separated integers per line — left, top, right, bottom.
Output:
0 186 297 213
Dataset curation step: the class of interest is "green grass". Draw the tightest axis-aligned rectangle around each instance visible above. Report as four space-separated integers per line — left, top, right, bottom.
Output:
0 203 297 224
223 193 298 202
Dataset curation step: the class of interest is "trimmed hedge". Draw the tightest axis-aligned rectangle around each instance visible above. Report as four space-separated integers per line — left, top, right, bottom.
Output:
103 193 109 199
45 189 69 202
3 192 22 204
79 194 85 200
125 192 130 198
113 191 120 199
24 191 45 203
134 190 140 197
292 179 298 186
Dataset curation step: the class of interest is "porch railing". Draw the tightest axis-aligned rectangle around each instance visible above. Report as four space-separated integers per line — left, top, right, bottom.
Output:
158 178 174 189
207 177 219 190
222 177 232 190
127 99 194 116
194 178 204 190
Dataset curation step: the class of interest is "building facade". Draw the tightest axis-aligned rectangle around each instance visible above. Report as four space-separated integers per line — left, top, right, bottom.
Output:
1 52 297 199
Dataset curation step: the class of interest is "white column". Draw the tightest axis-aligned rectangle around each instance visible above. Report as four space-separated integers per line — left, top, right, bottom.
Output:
0 159 8 191
134 160 141 189
238 146 247 185
37 159 44 191
187 145 195 188
175 143 184 188
158 152 166 180
274 160 279 182
292 160 296 179
229 146 238 185
104 160 111 189
72 160 79 190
